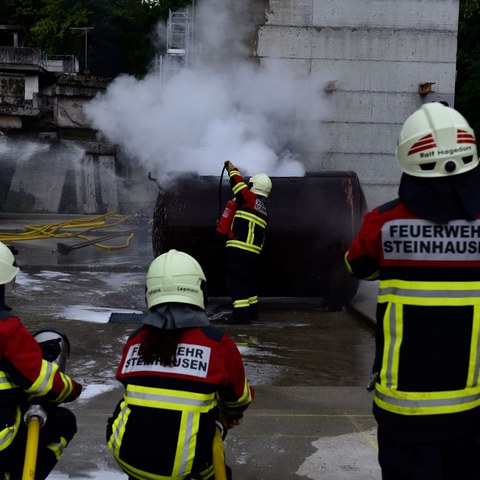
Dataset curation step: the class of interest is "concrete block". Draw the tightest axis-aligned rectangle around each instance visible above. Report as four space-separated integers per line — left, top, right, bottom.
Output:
311 0 459 30
310 59 456 95
267 0 314 26
98 155 118 212
259 26 457 62
82 154 97 214
321 121 399 154
55 96 92 129
5 152 68 212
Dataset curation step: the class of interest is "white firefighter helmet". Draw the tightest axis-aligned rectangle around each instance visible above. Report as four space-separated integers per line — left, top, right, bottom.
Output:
146 249 207 310
249 173 272 197
396 102 478 178
0 241 19 285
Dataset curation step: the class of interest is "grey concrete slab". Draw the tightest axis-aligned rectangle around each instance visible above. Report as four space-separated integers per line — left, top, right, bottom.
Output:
59 386 380 480
0 214 382 479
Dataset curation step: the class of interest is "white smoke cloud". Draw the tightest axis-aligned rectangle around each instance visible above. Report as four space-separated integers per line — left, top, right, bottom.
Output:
85 0 329 181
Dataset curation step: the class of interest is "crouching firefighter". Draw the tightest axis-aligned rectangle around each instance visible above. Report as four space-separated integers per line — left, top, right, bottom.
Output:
106 249 254 479
0 241 82 480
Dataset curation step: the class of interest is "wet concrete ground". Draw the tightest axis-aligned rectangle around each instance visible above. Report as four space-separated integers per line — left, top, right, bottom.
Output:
1 214 380 479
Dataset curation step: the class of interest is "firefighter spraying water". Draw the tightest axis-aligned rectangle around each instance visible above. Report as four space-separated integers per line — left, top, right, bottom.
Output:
218 161 272 325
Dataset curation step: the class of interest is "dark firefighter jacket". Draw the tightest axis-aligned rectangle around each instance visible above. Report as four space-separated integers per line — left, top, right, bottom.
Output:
345 193 480 441
107 324 254 480
226 168 268 255
0 309 82 452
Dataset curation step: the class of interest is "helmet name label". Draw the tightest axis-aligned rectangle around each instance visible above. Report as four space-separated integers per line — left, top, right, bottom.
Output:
148 286 199 296
419 146 473 158
121 343 211 378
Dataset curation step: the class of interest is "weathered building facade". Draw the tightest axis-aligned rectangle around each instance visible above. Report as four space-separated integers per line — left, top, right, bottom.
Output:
0 0 460 213
257 0 459 208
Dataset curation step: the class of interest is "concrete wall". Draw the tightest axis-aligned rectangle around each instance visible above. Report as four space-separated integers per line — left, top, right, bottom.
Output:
257 0 460 209
24 74 38 100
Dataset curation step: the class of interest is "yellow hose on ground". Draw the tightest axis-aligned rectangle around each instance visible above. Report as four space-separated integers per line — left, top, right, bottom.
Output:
0 213 144 250
22 416 41 480
212 426 227 480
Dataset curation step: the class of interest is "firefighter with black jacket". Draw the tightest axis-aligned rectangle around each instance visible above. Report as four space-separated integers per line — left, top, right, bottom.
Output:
345 102 480 479
222 160 271 325
0 241 82 479
106 249 253 479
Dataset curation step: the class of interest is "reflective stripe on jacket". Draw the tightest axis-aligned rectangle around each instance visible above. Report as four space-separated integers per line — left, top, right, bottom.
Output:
226 168 268 254
108 324 253 478
0 311 81 451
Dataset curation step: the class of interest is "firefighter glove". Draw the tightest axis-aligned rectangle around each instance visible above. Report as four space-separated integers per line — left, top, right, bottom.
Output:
219 410 244 430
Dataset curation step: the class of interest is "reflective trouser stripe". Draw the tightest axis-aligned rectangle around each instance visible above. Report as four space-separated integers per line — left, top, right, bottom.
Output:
124 386 217 412
108 399 215 479
233 298 249 309
47 436 67 461
0 406 21 451
233 296 258 309
374 383 480 415
113 454 214 480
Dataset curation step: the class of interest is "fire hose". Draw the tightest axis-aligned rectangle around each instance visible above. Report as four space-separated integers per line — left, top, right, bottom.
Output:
212 422 227 480
0 212 148 252
22 405 47 480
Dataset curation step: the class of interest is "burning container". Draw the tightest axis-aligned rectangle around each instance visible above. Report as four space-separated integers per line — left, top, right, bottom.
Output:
151 171 367 310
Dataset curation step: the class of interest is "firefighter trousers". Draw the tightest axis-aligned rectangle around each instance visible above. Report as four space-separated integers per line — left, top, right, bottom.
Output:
0 406 77 480
225 248 260 323
378 425 480 480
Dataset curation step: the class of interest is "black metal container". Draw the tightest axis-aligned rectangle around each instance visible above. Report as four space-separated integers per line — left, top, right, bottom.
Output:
151 171 367 310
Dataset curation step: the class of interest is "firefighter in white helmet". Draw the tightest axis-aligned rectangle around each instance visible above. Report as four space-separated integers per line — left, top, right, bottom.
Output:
221 160 272 325
107 249 254 479
0 241 82 480
345 102 480 479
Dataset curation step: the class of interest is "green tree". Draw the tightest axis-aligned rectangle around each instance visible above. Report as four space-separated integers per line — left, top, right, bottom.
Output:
1 0 189 77
455 0 480 134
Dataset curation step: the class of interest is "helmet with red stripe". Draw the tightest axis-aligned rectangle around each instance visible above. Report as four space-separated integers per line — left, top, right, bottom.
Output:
396 102 478 177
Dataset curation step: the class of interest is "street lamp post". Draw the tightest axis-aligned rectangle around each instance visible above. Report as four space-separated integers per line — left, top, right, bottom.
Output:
70 27 93 73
